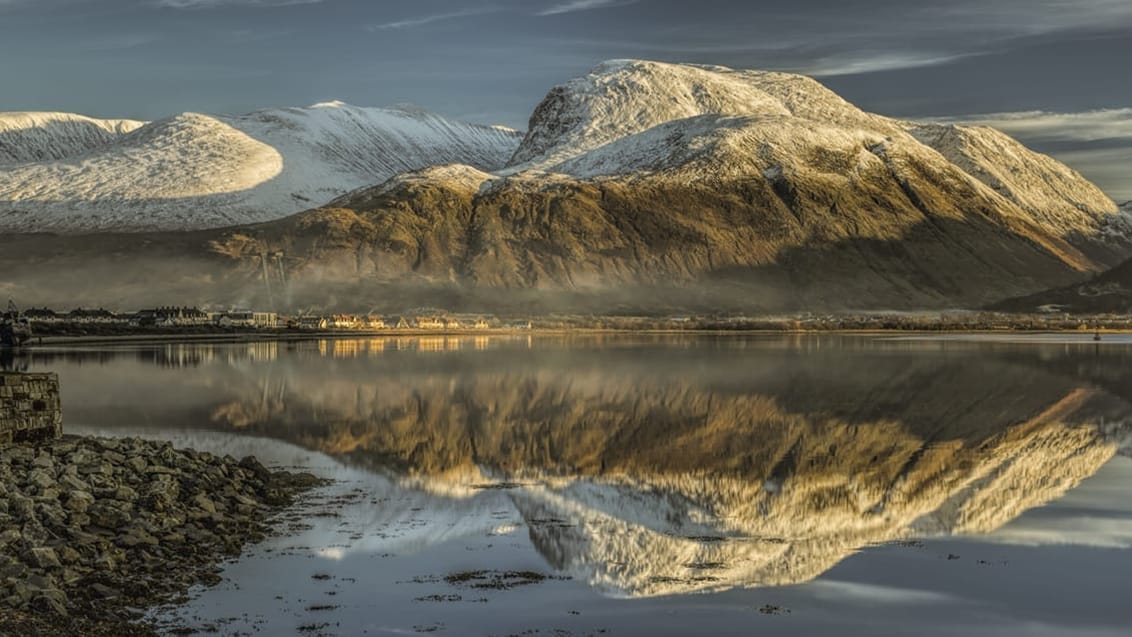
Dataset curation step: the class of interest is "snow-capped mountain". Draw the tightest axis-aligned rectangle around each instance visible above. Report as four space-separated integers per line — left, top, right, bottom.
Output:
0 102 521 232
3 60 1131 313
504 60 1124 253
0 112 144 163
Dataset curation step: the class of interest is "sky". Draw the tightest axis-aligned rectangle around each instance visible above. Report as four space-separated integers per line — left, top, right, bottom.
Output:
0 0 1129 199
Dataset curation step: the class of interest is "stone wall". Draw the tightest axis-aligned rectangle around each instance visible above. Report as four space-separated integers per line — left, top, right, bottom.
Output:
0 372 62 444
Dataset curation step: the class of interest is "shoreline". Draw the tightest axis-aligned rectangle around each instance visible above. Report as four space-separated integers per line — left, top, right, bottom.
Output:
0 434 328 636
23 326 1132 348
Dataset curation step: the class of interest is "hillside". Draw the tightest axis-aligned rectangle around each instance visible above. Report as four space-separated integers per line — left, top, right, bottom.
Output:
0 102 521 232
0 112 144 163
1 60 1129 312
993 202 1132 313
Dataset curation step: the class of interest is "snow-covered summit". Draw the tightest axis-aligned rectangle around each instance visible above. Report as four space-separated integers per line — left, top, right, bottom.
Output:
507 59 894 171
0 103 522 232
0 112 143 163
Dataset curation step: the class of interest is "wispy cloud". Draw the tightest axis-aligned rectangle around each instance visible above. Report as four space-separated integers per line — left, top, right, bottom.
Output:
801 51 978 77
929 108 1132 143
77 33 161 52
368 7 498 31
538 0 635 17
154 0 323 9
923 0 1132 37
974 515 1132 549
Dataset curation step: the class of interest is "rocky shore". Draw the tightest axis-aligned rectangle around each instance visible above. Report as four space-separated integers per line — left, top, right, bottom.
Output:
0 435 327 636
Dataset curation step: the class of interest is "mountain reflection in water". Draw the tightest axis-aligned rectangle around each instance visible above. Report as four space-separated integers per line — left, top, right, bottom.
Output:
25 335 1132 597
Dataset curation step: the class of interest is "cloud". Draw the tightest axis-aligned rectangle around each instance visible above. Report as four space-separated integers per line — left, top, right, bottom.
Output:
923 0 1132 37
538 0 635 17
153 0 323 8
928 108 1132 143
802 51 979 77
368 7 499 31
75 33 161 52
809 580 956 604
973 515 1132 549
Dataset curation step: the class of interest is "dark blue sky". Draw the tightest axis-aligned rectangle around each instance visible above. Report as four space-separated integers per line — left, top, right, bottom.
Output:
1 0 1130 198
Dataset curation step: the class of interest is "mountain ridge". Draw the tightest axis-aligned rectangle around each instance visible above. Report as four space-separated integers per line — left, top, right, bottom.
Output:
0 111 144 163
0 102 522 232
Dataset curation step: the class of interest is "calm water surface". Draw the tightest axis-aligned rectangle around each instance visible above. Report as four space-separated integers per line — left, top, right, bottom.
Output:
16 334 1132 636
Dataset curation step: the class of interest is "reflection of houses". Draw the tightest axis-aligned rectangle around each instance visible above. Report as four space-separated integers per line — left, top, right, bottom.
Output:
215 310 278 328
133 307 210 327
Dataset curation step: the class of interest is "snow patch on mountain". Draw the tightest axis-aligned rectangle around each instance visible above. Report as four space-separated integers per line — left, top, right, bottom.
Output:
0 103 522 232
0 112 143 163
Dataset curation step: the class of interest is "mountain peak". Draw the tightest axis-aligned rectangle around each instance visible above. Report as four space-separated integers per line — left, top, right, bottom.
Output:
0 111 145 164
310 99 349 109
507 59 880 172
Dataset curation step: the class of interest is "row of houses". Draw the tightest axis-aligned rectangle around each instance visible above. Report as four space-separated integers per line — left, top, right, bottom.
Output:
24 307 279 328
24 307 532 331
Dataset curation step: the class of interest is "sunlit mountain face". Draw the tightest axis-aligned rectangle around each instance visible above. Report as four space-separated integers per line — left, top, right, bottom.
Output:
24 335 1132 597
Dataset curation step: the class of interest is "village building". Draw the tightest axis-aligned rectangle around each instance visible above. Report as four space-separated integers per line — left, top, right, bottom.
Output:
364 316 386 329
473 319 490 329
67 308 124 324
330 314 359 329
443 318 462 330
415 317 444 329
133 307 211 327
215 310 278 328
298 316 329 330
23 308 63 323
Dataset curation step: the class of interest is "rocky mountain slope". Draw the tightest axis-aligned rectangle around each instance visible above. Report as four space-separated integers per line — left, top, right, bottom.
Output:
993 202 1132 313
0 102 521 232
2 60 1129 312
199 61 1132 311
